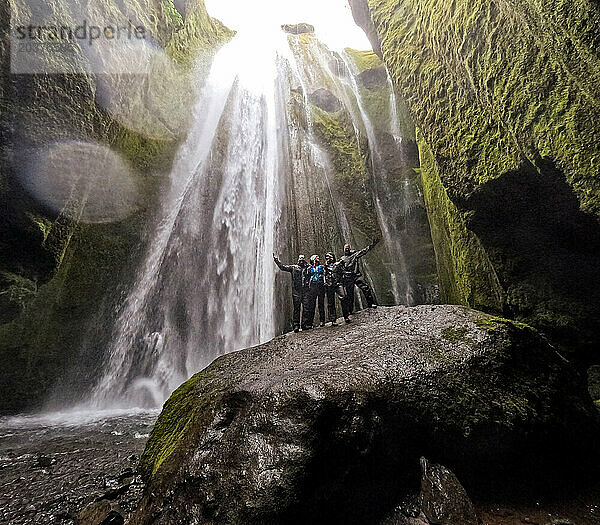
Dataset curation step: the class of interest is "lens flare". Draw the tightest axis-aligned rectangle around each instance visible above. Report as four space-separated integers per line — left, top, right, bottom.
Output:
19 141 139 223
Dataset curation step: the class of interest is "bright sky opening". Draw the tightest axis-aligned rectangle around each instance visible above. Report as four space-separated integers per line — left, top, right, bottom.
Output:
204 0 372 51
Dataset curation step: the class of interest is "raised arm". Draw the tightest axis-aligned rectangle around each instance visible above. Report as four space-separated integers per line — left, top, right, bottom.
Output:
356 238 381 259
273 253 292 272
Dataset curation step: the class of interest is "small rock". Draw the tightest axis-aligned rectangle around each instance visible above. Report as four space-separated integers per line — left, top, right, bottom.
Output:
97 480 133 502
420 457 481 525
77 500 124 525
281 23 315 35
102 511 125 525
117 467 134 482
36 455 52 468
55 508 74 521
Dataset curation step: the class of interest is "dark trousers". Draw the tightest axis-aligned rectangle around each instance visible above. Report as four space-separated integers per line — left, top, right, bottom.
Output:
306 282 325 327
344 277 376 314
326 284 349 322
292 290 308 330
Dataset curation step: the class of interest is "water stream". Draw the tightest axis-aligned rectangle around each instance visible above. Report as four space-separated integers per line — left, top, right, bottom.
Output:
85 29 424 411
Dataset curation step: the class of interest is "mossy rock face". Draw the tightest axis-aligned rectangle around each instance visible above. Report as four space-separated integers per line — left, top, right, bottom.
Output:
357 67 388 90
133 305 598 524
352 0 600 363
289 37 437 305
308 89 343 113
588 365 600 403
166 0 234 67
0 0 232 413
418 135 504 312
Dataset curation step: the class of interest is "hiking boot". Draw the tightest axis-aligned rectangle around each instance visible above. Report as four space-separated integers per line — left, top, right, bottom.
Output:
294 327 300 333
345 317 351 323
331 321 338 327
320 322 325 327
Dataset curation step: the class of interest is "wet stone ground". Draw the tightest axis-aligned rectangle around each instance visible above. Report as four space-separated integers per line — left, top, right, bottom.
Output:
0 406 598 525
0 410 158 524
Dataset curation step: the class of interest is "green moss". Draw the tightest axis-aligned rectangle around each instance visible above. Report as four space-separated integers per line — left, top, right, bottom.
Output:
139 373 201 478
140 368 226 479
363 0 600 356
343 49 415 140
441 326 473 345
26 215 53 243
310 103 378 243
588 365 600 402
0 272 37 323
108 120 178 176
475 315 531 333
428 367 541 436
344 48 383 73
166 0 235 67
311 105 368 183
0 0 236 414
418 134 504 312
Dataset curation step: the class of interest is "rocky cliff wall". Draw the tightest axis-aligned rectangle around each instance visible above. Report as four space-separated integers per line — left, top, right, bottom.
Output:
352 0 600 365
0 0 233 413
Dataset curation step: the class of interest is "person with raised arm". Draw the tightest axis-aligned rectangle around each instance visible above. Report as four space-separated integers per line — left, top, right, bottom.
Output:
324 252 350 325
273 253 309 332
339 239 380 314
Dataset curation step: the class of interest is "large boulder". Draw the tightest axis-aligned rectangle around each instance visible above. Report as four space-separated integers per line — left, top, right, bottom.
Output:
131 306 597 525
418 458 480 525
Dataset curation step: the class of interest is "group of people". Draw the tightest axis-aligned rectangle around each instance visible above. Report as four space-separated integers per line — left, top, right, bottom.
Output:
273 239 380 332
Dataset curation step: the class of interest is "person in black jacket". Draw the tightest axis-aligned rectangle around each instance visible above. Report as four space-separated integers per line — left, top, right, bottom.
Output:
273 253 309 332
339 239 380 314
324 252 350 325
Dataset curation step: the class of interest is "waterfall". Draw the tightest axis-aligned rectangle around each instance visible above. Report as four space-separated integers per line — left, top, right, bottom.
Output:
90 32 286 408
340 51 416 306
87 29 426 410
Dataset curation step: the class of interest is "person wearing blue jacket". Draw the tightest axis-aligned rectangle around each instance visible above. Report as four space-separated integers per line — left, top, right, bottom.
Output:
304 254 326 328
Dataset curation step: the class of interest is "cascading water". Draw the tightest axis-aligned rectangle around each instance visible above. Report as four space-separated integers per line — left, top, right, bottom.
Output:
340 51 416 306
87 27 429 411
90 32 287 408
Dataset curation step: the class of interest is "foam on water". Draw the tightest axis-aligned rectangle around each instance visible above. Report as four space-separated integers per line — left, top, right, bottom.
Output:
0 407 160 430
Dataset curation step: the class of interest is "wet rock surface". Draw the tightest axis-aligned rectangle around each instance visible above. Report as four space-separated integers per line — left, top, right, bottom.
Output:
309 88 343 113
281 23 315 35
419 458 480 525
132 306 598 524
0 411 157 524
382 457 479 524
357 66 388 90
